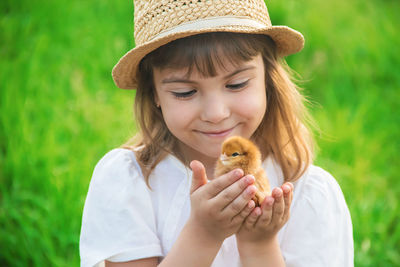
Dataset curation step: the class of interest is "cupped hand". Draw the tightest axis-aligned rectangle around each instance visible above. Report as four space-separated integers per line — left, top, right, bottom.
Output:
187 160 258 242
236 182 294 245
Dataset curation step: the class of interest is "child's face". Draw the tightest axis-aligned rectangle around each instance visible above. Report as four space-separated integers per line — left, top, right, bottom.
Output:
153 54 267 162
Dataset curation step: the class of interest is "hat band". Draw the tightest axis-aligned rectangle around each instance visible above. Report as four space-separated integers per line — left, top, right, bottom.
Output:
150 16 268 41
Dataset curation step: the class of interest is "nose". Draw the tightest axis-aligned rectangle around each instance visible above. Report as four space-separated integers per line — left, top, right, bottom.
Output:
200 94 230 123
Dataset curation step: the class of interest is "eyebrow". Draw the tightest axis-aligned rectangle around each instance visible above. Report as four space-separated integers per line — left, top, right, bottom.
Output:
161 65 256 84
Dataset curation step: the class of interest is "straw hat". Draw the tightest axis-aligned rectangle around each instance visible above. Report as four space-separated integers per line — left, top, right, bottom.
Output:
112 0 305 89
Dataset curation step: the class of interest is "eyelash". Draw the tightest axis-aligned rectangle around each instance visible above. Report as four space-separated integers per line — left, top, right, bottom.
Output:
226 80 249 90
171 80 249 99
172 90 196 99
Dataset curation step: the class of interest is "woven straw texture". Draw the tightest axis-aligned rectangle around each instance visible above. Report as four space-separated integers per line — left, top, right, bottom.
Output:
134 0 271 45
112 0 305 89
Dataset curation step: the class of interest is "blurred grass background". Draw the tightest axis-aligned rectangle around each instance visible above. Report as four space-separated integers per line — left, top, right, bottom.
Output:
0 0 399 266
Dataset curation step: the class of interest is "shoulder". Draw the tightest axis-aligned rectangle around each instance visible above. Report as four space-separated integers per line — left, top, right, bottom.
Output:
293 164 348 212
80 149 164 266
90 148 142 184
287 164 353 243
93 148 140 176
86 148 147 204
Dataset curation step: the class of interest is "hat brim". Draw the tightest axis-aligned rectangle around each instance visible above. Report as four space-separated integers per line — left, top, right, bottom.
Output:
112 26 304 89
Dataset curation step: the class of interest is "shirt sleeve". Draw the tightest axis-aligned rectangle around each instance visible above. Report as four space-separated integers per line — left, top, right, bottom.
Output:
280 166 354 267
79 149 163 267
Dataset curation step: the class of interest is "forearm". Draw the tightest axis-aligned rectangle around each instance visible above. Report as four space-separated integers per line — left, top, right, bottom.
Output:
238 237 285 267
158 222 223 267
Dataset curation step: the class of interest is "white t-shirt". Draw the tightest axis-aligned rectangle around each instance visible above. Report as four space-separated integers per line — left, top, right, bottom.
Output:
80 148 354 267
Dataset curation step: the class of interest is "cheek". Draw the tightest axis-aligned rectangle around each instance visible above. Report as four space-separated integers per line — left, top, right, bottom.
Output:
160 103 196 134
236 88 267 120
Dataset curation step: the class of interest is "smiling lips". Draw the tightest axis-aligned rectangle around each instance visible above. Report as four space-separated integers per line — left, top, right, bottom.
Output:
197 127 235 138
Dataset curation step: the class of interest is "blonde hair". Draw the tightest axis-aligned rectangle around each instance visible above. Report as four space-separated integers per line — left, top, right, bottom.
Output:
123 32 315 184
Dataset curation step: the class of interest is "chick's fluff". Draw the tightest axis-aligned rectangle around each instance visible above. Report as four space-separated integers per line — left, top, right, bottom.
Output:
215 136 271 206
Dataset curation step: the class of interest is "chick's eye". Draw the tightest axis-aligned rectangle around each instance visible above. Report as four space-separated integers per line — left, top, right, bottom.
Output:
231 152 240 157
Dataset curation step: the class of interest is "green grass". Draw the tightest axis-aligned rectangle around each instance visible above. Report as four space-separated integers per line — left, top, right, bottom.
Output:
1 0 399 266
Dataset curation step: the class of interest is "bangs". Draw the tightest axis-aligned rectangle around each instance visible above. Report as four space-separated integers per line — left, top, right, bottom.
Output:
142 32 276 77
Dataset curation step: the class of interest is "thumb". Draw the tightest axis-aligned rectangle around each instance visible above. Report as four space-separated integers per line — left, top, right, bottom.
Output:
189 160 208 194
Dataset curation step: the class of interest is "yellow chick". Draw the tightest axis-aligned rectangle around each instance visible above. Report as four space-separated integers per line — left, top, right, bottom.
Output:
215 136 271 206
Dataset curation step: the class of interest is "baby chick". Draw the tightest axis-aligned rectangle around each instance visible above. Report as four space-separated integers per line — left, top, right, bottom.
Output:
215 136 271 206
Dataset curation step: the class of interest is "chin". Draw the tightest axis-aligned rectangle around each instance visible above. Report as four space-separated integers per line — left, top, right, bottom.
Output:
200 147 222 160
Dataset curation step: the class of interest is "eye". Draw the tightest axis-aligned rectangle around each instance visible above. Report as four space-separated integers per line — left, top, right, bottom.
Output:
226 80 249 90
172 90 196 99
231 152 240 157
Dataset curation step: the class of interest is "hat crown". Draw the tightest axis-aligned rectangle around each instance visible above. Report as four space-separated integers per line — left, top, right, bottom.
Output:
133 0 272 46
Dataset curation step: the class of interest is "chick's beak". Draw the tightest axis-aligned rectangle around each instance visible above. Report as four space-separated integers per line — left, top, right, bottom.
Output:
219 153 229 165
220 153 229 161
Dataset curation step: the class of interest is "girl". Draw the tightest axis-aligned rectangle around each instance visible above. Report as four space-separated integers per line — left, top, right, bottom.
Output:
80 1 354 266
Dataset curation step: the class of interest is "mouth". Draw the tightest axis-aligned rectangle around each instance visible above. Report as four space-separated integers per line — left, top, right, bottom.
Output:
197 127 235 138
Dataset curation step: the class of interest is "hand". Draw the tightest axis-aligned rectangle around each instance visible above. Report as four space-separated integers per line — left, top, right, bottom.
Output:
187 160 258 243
236 182 294 247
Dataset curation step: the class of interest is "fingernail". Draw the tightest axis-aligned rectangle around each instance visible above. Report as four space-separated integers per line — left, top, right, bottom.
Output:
234 169 243 177
246 185 256 194
274 188 282 198
246 175 255 184
247 200 255 209
282 185 290 194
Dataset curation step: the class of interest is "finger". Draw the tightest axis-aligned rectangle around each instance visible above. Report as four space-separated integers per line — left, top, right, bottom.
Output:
189 160 208 194
222 182 257 217
258 196 274 226
281 183 292 204
244 207 262 229
284 182 294 205
270 187 285 225
281 183 293 221
283 182 293 195
206 168 244 198
287 182 294 190
281 183 291 206
213 175 255 210
232 199 255 225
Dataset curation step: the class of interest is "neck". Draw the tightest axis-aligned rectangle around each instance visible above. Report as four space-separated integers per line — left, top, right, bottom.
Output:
177 142 218 180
